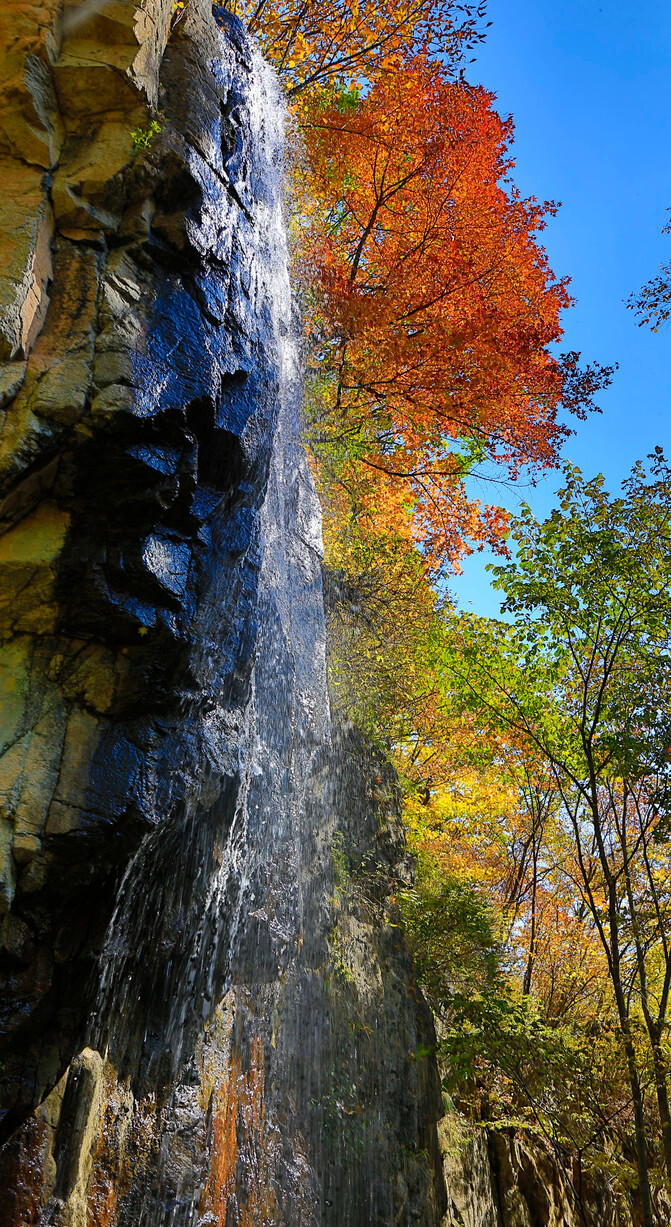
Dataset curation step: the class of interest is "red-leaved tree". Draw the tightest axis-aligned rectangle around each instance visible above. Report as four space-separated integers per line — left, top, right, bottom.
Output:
301 60 611 568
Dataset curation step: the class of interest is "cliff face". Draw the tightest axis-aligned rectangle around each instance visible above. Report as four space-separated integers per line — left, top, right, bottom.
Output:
440 1116 671 1227
0 2 445 1223
0 0 284 1141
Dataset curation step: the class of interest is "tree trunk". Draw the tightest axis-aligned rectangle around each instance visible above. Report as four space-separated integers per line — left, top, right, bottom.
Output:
621 1020 655 1227
651 1039 671 1179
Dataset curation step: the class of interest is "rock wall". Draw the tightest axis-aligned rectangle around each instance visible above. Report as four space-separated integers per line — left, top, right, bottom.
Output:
0 0 176 1138
440 1115 671 1227
0 2 446 1223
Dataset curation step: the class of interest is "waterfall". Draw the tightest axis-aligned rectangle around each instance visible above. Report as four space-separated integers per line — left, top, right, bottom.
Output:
47 12 334 1222
0 5 445 1224
88 13 324 1097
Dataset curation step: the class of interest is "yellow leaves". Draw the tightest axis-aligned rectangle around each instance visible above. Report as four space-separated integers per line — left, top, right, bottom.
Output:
241 0 482 99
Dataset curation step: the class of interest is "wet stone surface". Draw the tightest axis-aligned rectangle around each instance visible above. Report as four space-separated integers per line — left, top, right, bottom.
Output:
0 2 446 1224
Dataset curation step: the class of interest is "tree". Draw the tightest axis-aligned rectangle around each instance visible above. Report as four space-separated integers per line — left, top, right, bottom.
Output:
628 210 671 331
230 0 487 98
300 60 612 571
445 453 671 1225
401 782 635 1223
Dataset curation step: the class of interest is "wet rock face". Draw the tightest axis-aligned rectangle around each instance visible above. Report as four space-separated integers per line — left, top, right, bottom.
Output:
308 729 447 1227
0 2 446 1223
0 0 286 1141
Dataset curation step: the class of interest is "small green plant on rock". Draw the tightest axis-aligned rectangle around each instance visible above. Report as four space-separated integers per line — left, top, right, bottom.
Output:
331 831 349 887
131 119 161 153
329 927 355 985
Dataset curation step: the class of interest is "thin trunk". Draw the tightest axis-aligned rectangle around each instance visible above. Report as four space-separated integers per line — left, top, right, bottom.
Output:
522 836 539 996
650 1037 671 1178
607 902 655 1227
621 1028 655 1227
618 790 671 1182
583 771 654 1227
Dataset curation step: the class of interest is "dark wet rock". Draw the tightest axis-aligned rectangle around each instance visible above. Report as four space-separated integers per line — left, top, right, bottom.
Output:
0 0 292 1149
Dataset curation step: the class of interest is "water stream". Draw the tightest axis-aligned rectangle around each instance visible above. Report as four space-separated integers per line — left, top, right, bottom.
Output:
46 14 336 1222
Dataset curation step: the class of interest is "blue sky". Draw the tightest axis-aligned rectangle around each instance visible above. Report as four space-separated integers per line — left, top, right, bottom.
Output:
450 0 671 615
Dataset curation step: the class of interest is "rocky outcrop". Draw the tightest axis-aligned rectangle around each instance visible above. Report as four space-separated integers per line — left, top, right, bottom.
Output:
440 1115 671 1227
0 2 446 1222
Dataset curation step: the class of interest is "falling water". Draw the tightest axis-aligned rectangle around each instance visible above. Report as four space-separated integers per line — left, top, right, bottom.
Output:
6 7 446 1225
89 20 318 1089
74 20 324 1224
39 12 336 1222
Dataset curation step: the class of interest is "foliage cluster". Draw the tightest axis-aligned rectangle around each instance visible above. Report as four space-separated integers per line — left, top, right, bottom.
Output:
232 0 488 99
628 210 671 332
131 118 162 151
297 65 612 574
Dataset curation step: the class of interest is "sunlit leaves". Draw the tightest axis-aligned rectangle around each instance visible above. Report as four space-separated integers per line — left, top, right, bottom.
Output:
425 456 671 1197
299 60 612 571
231 0 487 99
482 453 671 781
627 210 671 332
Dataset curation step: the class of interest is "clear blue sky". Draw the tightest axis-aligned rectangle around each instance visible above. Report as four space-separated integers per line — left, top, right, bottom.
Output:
450 0 671 616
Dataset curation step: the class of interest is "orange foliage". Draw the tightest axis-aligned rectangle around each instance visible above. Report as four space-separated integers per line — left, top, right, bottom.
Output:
301 60 599 568
526 892 611 1023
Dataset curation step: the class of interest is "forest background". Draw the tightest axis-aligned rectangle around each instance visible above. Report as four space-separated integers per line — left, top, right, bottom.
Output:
174 0 671 1220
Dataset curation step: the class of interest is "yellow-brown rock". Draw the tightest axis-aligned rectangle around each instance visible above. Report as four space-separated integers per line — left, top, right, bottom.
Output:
0 162 53 361
0 0 173 1158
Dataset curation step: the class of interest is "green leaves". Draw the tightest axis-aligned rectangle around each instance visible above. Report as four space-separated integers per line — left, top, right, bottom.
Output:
399 856 502 1010
456 457 671 785
441 985 631 1159
130 118 161 152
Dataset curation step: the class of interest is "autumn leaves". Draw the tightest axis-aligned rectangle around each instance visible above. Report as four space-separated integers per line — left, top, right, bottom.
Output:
236 0 590 571
301 63 579 568
244 0 487 99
